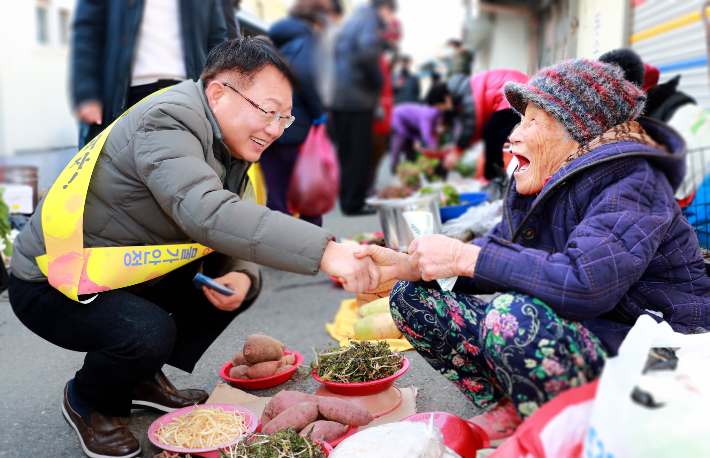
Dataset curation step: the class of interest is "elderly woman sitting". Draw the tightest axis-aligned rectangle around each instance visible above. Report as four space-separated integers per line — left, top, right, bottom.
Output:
356 59 710 444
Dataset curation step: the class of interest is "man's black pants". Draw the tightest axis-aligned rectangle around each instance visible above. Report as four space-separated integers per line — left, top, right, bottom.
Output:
482 108 521 180
332 111 374 214
9 259 257 417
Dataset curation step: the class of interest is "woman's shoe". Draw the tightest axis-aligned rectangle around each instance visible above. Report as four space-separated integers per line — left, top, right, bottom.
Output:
468 397 523 446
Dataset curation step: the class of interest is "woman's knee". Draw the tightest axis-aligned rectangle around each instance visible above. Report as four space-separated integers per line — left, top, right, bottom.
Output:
481 293 549 360
389 280 431 332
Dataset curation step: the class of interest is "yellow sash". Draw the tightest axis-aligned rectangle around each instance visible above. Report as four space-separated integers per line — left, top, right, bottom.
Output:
36 88 263 302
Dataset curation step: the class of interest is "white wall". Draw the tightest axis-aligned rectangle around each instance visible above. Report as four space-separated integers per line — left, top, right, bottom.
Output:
576 0 630 59
0 0 77 156
475 11 531 74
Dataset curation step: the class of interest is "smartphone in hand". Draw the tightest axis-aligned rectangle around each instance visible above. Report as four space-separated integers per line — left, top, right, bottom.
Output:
193 273 235 296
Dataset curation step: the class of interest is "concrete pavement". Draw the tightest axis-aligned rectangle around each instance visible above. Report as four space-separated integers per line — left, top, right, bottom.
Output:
0 208 481 457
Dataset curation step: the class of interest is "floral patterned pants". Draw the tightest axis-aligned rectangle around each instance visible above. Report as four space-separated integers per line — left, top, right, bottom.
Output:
390 281 609 419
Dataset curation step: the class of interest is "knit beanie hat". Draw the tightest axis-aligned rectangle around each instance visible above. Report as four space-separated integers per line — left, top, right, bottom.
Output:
503 59 646 146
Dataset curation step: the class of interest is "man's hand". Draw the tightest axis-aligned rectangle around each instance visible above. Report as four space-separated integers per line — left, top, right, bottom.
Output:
320 241 381 293
203 272 252 312
353 245 421 283
408 235 480 281
76 101 103 125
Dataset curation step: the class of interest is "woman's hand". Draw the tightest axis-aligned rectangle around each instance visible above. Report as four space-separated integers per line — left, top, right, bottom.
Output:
408 235 480 281
353 245 421 283
203 272 252 312
320 241 381 293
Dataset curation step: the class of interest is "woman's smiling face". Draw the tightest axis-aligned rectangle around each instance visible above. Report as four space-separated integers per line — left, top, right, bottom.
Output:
508 102 580 195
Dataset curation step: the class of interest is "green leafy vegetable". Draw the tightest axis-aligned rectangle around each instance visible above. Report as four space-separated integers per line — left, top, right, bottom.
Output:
310 339 404 383
0 188 13 258
220 429 326 458
420 185 460 207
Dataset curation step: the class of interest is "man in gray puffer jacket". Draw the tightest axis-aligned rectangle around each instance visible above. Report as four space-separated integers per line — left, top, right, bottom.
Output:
9 38 380 458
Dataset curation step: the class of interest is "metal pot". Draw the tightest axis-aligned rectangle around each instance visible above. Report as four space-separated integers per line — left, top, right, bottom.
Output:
366 193 442 252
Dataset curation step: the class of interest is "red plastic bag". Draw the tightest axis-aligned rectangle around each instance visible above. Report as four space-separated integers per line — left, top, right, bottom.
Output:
489 380 598 458
287 124 340 217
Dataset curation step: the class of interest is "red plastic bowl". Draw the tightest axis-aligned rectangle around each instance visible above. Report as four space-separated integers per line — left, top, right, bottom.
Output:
400 411 490 458
220 350 304 390
148 404 257 458
312 356 409 395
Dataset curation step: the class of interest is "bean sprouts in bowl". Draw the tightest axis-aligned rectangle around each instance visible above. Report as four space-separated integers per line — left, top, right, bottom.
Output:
149 404 257 455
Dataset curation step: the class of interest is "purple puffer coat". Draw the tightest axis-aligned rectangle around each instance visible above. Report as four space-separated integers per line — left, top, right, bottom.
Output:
461 118 710 355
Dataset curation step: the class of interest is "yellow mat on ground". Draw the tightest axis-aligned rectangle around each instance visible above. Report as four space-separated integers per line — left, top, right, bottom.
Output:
325 299 414 351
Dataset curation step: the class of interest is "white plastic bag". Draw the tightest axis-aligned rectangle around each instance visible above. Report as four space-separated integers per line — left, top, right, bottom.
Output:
442 200 503 239
330 414 461 458
583 315 710 457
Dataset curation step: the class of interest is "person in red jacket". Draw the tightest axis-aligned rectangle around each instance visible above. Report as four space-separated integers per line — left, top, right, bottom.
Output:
445 70 529 182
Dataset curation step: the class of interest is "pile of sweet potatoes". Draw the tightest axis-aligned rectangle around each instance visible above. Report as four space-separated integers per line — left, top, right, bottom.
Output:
261 391 374 443
229 334 296 380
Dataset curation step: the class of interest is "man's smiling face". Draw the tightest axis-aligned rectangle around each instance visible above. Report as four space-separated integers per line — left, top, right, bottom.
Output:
205 65 293 162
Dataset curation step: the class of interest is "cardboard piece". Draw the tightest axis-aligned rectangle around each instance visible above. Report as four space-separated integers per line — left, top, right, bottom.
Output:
206 382 418 428
206 382 271 417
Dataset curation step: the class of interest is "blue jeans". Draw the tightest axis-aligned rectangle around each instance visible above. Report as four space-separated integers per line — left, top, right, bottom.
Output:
390 281 608 418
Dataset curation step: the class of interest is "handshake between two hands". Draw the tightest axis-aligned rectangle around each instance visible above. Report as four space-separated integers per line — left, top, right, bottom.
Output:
320 236 480 293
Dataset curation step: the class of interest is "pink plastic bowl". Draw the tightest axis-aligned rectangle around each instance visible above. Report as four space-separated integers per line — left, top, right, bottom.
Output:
220 350 304 390
400 411 490 458
312 356 409 395
148 404 258 458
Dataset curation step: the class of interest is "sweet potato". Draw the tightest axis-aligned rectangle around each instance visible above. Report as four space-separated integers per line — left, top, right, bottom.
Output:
243 334 285 364
275 364 293 374
318 397 373 426
264 391 321 418
245 360 281 379
279 354 296 367
232 352 252 367
229 365 250 380
263 402 319 434
261 411 273 429
300 420 349 442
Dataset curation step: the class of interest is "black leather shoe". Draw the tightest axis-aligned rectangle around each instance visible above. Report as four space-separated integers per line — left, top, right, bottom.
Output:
344 205 377 216
131 370 208 413
62 382 141 458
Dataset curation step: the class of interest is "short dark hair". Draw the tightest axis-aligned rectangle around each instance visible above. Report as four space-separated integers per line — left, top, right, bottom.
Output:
371 0 396 10
447 38 463 48
200 37 298 89
425 82 449 106
599 48 645 87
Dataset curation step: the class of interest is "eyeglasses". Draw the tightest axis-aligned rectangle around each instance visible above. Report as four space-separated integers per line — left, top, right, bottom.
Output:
222 82 295 129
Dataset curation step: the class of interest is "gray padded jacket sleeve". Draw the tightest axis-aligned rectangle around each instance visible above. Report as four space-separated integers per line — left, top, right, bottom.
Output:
132 102 333 276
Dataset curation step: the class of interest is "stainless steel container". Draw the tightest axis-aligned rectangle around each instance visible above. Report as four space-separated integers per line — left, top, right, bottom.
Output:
366 193 442 252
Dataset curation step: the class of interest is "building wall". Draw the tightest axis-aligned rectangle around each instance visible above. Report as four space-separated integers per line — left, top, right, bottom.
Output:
470 10 532 74
576 0 630 59
0 0 77 156
241 0 288 24
486 11 531 74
